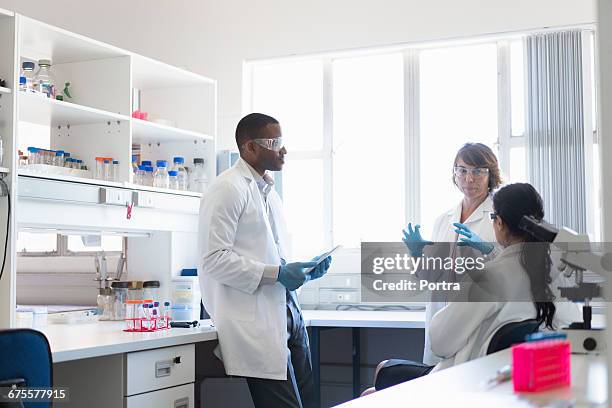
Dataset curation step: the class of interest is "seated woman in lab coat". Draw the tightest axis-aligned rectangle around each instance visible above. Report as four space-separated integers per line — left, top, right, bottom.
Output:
369 183 556 392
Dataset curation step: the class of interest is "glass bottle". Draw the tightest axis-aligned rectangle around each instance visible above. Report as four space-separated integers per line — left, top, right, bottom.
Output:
19 61 36 92
172 157 189 190
34 59 56 98
154 160 169 188
169 170 179 190
190 158 209 193
145 166 154 186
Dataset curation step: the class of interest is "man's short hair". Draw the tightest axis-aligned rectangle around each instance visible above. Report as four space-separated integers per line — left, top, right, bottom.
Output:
235 113 279 150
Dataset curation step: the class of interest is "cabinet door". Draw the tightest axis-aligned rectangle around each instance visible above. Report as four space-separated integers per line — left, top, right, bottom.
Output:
126 344 195 396
125 383 194 408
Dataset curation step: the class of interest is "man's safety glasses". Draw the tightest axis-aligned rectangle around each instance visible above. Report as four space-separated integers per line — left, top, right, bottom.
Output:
252 137 284 152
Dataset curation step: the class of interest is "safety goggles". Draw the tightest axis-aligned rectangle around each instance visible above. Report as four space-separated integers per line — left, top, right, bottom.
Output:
252 137 284 152
453 166 490 178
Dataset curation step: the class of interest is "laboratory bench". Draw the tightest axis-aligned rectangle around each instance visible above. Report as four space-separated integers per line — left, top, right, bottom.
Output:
22 310 425 407
335 347 607 407
27 310 604 407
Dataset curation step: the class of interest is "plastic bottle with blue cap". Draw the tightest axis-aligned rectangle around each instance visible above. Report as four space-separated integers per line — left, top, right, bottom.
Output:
154 160 169 188
168 170 179 190
172 157 188 190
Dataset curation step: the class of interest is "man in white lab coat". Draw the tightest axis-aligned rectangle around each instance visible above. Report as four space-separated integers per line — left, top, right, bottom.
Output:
198 113 331 408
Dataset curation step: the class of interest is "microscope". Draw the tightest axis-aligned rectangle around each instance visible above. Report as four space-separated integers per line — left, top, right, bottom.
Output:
519 215 612 354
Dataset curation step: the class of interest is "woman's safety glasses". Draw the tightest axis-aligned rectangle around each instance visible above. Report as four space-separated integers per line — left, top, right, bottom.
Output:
252 137 284 152
453 166 490 178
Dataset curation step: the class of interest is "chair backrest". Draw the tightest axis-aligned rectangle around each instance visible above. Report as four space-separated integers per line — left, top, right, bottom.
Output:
0 329 52 408
486 319 541 355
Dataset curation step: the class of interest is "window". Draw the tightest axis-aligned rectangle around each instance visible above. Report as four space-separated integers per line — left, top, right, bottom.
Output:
246 30 600 257
250 59 326 258
16 232 57 253
332 53 404 247
17 232 124 256
419 43 499 230
66 235 123 253
510 39 526 137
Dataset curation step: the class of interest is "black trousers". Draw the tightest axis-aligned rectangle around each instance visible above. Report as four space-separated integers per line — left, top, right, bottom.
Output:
246 292 315 408
374 359 434 391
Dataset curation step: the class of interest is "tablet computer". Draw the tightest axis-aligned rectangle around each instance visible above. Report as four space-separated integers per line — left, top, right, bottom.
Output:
306 245 342 273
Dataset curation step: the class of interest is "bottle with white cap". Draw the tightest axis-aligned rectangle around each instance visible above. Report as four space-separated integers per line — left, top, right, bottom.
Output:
34 59 56 98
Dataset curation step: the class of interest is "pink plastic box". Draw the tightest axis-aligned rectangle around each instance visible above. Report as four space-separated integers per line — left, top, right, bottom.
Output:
512 340 571 392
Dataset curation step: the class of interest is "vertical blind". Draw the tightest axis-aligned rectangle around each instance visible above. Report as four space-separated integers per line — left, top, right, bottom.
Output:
525 30 587 233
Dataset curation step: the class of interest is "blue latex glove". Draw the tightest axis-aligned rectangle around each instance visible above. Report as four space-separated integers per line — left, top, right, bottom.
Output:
277 261 318 291
402 223 434 257
309 255 332 280
453 222 494 254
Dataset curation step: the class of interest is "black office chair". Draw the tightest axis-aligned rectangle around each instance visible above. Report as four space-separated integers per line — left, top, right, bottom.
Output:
362 318 542 397
486 319 541 355
0 329 53 408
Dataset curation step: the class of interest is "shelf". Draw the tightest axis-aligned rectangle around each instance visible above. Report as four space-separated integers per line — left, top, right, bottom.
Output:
123 182 203 198
18 170 124 189
19 15 128 64
131 54 215 90
18 91 130 126
131 118 213 143
18 172 204 198
0 167 9 174
0 87 11 95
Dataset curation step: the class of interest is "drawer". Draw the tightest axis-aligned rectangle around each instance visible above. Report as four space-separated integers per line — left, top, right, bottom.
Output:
126 383 194 408
318 274 360 289
126 344 195 396
319 289 359 304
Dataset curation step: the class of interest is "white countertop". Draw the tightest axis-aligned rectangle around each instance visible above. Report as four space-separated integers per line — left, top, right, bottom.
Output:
302 310 426 329
31 309 602 365
337 348 607 407
32 310 426 363
37 320 218 363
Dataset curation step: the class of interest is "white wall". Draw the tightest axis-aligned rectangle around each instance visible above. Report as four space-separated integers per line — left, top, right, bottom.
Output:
596 0 612 401
0 0 596 149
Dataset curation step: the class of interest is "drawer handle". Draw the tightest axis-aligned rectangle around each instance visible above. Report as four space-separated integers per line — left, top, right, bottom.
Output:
174 397 189 408
155 359 173 378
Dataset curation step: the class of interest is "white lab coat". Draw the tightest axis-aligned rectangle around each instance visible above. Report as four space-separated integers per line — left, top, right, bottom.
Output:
422 196 497 365
429 243 536 372
197 158 292 380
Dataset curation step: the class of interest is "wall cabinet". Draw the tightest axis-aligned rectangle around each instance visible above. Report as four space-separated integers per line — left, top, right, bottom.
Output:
0 9 217 327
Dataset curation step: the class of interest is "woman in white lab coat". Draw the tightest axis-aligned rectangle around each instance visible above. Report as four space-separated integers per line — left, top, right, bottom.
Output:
371 183 557 390
403 142 503 366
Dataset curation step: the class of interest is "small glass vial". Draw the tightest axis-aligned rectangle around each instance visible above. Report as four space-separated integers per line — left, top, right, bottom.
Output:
95 157 105 179
103 159 111 181
27 147 37 165
163 301 172 323
63 152 71 167
54 151 64 166
112 160 119 182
